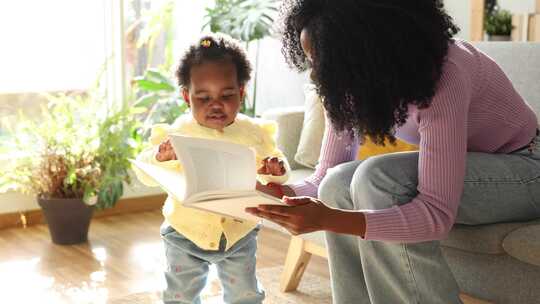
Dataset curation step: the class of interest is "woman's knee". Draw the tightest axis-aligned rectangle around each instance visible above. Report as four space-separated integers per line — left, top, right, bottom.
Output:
350 154 418 210
318 161 360 210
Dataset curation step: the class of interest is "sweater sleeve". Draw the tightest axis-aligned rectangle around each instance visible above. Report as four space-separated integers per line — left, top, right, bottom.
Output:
290 119 360 197
364 63 470 242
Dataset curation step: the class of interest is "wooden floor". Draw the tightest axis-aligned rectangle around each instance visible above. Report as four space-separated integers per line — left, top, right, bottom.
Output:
0 210 329 303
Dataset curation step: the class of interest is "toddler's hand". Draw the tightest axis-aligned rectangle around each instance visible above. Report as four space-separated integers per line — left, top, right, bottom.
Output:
156 139 177 162
258 157 286 176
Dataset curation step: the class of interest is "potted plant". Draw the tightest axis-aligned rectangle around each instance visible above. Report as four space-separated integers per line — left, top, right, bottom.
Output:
485 7 513 41
0 85 141 245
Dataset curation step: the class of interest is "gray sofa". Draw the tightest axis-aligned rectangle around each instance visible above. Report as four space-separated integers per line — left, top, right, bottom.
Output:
263 42 540 304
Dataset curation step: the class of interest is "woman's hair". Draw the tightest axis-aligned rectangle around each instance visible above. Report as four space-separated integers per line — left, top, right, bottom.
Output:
279 0 459 144
176 34 252 89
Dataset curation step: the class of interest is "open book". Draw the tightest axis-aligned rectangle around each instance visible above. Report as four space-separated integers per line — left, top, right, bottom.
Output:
130 135 284 222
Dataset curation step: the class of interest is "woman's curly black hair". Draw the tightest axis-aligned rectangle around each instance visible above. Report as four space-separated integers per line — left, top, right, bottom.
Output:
176 34 252 89
279 0 460 144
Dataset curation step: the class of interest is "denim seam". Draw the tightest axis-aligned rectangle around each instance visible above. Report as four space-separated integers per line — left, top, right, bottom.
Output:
525 177 540 214
402 243 420 304
463 178 532 184
523 175 540 184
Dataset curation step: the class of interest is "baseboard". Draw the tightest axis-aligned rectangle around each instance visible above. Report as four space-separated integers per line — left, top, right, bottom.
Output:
0 194 166 230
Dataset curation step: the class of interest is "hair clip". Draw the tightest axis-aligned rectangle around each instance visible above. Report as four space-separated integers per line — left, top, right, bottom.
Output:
201 39 212 48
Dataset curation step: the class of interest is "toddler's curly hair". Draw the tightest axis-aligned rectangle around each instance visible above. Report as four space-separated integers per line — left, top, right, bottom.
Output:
176 34 252 89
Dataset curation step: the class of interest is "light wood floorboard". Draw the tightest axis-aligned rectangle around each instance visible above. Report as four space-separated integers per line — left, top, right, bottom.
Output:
0 210 329 303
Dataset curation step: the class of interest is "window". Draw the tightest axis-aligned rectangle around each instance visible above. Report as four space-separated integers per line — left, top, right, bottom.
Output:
0 0 211 156
0 0 110 145
0 1 107 93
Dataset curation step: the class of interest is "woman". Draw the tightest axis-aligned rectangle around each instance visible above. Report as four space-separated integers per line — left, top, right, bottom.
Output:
247 0 540 303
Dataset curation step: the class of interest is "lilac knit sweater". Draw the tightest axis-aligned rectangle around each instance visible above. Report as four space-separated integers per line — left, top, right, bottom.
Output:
291 40 538 242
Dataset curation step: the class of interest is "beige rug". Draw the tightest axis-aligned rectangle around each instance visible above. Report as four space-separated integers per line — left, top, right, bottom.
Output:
110 266 332 304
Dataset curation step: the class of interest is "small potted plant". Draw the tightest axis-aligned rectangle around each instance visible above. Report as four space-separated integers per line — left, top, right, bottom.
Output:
485 8 513 41
0 85 141 245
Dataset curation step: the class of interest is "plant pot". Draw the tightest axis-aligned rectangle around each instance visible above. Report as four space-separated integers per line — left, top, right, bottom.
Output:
487 35 511 41
37 196 94 245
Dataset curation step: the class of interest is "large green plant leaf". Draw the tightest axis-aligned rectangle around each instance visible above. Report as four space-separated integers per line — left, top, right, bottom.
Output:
131 68 187 134
204 0 278 42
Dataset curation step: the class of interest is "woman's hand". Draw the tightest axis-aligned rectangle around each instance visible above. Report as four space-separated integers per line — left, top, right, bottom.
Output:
258 157 286 176
246 196 367 237
156 139 177 162
246 196 332 235
256 182 296 199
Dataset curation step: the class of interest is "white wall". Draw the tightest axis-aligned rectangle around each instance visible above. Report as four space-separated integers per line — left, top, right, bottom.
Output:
499 0 537 13
443 0 539 41
253 37 310 115
444 0 471 40
0 174 164 214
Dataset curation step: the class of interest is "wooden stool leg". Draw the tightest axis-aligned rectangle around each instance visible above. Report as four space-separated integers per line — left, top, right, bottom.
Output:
280 236 312 292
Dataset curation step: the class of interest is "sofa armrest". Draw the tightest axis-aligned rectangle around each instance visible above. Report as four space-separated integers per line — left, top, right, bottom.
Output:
262 106 305 170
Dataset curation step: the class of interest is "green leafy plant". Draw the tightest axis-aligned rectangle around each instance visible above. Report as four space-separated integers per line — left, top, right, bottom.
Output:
132 68 187 136
485 0 497 15
0 85 143 210
485 8 513 36
204 0 279 116
204 0 278 42
134 0 176 71
127 1 189 133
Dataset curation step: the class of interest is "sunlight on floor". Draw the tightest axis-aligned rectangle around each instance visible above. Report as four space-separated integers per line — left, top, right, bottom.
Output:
0 256 112 303
0 257 63 303
0 240 231 303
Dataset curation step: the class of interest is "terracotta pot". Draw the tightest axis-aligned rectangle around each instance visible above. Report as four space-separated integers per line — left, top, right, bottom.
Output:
37 196 93 245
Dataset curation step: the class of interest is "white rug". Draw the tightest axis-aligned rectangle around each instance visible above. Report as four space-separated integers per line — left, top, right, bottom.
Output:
110 266 332 304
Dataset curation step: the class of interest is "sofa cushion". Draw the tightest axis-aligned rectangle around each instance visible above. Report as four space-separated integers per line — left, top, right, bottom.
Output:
293 85 421 169
289 168 315 184
294 84 326 169
503 223 540 266
442 219 540 255
473 42 540 119
262 107 305 170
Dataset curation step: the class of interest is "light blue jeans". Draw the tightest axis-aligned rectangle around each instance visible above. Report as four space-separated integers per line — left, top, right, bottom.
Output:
320 133 540 304
160 225 264 304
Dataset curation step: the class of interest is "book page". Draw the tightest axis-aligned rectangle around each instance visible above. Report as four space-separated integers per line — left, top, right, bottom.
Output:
188 192 284 222
169 135 256 200
129 159 186 202
186 189 257 204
